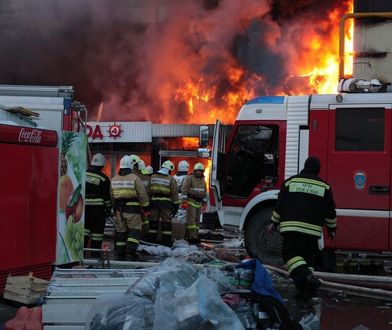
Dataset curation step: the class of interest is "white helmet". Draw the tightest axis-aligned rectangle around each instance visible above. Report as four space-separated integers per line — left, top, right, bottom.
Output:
194 163 204 171
139 159 146 170
129 154 141 168
145 165 153 175
90 153 106 167
119 155 132 169
162 160 175 171
178 160 189 172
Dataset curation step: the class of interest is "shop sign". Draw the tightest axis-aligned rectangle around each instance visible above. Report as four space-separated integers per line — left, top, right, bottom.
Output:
86 123 123 140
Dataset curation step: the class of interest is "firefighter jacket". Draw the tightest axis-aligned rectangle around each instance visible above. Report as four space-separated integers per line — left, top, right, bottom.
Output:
180 173 208 208
132 169 151 196
271 171 337 238
111 173 150 212
85 167 112 215
150 173 180 209
173 174 187 191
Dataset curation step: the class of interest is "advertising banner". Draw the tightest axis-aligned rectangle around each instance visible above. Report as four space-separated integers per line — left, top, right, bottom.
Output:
56 131 87 264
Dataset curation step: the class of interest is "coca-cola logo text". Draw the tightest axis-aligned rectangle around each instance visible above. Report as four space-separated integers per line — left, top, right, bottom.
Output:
18 128 42 144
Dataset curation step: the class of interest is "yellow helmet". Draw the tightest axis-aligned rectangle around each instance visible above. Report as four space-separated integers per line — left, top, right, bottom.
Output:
194 163 204 171
129 154 141 167
162 160 175 171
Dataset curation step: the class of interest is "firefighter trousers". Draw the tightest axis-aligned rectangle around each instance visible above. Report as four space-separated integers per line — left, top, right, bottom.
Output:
185 205 201 241
84 205 106 258
282 233 320 298
148 208 172 246
113 210 142 260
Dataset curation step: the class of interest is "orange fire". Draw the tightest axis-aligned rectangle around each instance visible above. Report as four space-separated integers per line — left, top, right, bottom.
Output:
171 1 353 125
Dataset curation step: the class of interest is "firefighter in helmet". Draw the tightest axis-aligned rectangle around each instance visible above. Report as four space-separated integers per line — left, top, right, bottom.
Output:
148 160 180 246
181 162 208 243
129 155 151 234
268 157 337 300
111 155 150 261
84 153 112 258
172 160 189 241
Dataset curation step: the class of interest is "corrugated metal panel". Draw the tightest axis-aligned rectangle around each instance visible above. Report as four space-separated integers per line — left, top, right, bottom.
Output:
284 96 309 179
152 124 201 137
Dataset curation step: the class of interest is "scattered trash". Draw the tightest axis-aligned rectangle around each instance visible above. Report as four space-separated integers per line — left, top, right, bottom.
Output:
299 313 320 330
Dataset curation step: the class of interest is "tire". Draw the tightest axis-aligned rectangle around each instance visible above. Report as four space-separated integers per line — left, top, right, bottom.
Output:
244 207 283 265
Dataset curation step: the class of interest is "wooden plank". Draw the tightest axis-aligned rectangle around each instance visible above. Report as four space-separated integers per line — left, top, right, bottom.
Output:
3 290 41 304
6 106 40 117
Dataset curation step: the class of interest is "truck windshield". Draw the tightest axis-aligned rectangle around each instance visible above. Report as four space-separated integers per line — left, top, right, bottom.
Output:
225 124 278 198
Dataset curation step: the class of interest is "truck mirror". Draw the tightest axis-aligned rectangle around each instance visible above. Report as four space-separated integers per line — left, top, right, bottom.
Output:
199 125 209 147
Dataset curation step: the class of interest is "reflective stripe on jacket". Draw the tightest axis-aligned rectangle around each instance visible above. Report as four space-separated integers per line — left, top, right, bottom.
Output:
180 173 207 208
85 169 112 213
271 172 337 238
150 173 180 205
111 173 149 208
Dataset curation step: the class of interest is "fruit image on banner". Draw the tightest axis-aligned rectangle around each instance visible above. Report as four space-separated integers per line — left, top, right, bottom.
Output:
56 131 87 264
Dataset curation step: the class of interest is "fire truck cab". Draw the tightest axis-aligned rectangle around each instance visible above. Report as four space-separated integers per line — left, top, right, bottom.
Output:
211 93 392 262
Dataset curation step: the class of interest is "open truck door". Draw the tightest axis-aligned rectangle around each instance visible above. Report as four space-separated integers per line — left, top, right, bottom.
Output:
210 120 227 211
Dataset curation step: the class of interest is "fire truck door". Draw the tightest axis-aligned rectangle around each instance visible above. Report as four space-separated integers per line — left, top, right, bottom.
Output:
210 120 226 207
327 105 391 251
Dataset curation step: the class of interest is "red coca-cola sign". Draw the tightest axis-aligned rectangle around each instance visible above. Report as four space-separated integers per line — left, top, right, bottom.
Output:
18 128 42 144
0 124 57 146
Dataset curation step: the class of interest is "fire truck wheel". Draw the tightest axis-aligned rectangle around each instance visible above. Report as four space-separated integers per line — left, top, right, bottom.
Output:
244 206 283 265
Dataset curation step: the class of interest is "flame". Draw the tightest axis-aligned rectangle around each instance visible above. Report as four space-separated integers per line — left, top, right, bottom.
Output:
180 137 199 149
172 1 353 124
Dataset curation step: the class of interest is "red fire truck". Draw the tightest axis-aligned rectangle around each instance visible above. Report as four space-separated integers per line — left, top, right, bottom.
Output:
0 85 86 293
210 9 392 264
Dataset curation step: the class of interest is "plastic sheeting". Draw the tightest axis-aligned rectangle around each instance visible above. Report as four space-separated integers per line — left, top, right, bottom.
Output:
85 258 244 330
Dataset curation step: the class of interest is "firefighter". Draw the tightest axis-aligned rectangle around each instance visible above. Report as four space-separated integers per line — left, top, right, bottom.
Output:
84 153 112 258
268 157 337 300
111 155 150 261
130 155 151 235
148 160 180 246
172 160 189 241
181 162 208 244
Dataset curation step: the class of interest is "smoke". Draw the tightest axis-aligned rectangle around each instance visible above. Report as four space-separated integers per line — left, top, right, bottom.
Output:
0 0 350 123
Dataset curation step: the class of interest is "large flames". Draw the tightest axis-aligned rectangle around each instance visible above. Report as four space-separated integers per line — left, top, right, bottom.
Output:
171 1 354 124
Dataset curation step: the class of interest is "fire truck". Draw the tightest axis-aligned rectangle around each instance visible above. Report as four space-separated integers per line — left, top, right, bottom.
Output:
0 85 87 293
210 7 392 264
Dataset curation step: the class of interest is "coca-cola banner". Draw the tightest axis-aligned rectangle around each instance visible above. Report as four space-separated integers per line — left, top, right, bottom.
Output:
0 124 58 146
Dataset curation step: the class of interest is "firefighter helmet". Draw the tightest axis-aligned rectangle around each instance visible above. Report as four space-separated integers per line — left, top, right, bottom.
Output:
119 155 132 169
194 163 204 171
90 153 106 167
178 160 189 172
138 159 146 170
162 160 175 171
129 154 141 167
145 165 153 175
